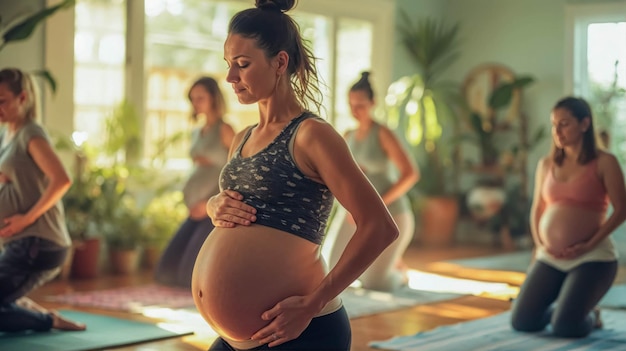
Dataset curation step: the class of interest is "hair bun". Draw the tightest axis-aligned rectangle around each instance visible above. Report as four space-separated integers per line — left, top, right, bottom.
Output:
255 0 295 12
360 71 371 80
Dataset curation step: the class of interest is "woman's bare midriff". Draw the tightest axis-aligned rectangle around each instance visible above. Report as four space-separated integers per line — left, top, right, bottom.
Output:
192 224 328 341
539 204 604 252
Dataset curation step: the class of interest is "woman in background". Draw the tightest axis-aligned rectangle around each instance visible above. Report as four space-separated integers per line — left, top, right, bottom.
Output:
326 72 419 291
154 76 234 288
511 96 626 337
0 67 85 332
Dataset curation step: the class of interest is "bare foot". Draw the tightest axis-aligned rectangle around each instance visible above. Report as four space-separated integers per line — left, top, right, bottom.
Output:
593 308 603 329
51 312 86 331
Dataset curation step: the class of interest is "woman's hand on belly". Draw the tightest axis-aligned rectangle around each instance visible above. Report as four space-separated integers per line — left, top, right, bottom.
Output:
206 190 257 227
557 239 596 259
251 294 322 347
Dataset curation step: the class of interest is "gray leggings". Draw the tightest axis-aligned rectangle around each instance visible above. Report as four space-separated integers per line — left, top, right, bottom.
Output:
511 260 617 338
0 237 68 332
326 209 414 291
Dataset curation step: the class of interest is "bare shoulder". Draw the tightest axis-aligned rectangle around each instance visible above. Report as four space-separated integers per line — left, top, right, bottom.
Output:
597 150 621 171
296 116 342 144
537 155 551 171
220 121 235 134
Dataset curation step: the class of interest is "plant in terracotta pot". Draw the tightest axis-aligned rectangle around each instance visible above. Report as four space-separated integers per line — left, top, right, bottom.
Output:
386 15 463 247
141 190 188 269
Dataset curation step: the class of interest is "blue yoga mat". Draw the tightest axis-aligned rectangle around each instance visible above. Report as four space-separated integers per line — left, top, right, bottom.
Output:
370 310 626 350
0 310 194 351
599 284 626 309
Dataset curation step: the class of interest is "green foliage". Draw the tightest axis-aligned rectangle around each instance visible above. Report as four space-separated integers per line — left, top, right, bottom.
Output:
387 17 462 196
104 100 142 166
587 60 626 166
0 0 76 93
58 99 187 250
142 191 188 250
461 76 544 167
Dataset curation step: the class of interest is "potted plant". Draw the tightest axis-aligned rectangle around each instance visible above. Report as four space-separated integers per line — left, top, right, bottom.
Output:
386 16 462 247
102 201 145 275
62 159 103 279
461 72 546 248
141 191 188 268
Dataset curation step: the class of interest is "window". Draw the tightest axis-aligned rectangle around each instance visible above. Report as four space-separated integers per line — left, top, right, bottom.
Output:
566 3 626 165
73 0 126 147
66 0 393 167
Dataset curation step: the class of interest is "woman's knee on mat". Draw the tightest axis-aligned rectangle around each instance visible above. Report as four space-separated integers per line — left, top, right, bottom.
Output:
511 310 547 332
551 312 594 338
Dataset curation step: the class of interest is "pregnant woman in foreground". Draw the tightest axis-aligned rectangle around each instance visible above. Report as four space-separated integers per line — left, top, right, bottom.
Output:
191 1 398 350
511 96 626 337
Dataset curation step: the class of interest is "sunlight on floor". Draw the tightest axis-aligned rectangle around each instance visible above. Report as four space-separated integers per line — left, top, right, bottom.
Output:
141 307 218 349
425 262 527 286
406 269 519 299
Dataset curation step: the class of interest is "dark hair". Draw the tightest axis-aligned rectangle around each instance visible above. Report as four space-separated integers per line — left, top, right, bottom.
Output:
350 71 374 101
551 96 597 165
0 68 38 122
188 76 227 121
228 0 323 112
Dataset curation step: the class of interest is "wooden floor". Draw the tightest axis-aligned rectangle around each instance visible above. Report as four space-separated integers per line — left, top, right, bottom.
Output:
27 244 619 351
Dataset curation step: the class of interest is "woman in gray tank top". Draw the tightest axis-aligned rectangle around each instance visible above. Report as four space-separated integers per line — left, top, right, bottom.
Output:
0 68 86 332
154 76 234 288
325 72 420 292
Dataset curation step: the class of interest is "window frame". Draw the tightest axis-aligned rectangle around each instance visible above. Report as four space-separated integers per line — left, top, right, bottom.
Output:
564 2 626 96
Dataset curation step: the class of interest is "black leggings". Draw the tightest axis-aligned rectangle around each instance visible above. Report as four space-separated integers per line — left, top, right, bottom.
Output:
0 237 68 332
511 260 617 338
209 306 351 351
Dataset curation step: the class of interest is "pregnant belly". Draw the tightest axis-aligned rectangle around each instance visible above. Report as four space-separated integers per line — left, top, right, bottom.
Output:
0 184 20 226
192 224 326 341
539 205 604 252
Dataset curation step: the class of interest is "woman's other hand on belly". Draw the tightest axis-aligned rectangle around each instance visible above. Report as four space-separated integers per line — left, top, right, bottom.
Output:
0 173 11 183
251 294 321 347
558 239 595 259
207 190 257 227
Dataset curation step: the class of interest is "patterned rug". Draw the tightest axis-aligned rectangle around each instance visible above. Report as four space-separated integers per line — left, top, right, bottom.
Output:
47 283 462 318
369 310 626 350
46 284 195 312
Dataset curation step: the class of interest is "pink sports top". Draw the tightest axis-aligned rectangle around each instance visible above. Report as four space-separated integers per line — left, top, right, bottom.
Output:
542 158 609 213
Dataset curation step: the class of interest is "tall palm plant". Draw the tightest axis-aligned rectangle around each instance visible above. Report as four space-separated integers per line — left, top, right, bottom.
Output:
386 15 462 196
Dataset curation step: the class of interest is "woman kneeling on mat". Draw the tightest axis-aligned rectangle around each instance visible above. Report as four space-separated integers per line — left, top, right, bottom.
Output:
0 68 85 332
511 96 626 337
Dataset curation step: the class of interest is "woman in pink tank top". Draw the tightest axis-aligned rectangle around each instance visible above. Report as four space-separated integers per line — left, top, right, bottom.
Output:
511 96 626 337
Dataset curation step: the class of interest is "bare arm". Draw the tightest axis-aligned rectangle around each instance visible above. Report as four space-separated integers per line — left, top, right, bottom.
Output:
588 152 626 246
378 126 419 205
530 157 548 248
295 119 399 310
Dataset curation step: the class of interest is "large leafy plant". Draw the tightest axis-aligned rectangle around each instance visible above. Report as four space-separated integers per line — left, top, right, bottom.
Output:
463 76 544 169
0 0 76 93
386 16 462 196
